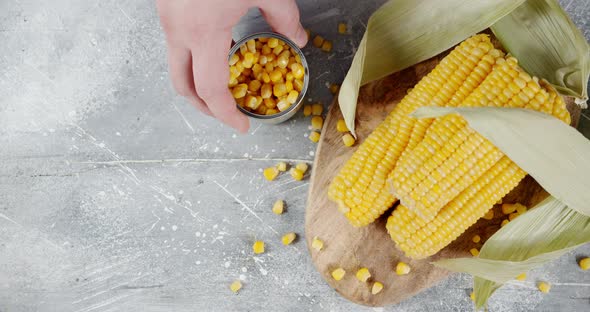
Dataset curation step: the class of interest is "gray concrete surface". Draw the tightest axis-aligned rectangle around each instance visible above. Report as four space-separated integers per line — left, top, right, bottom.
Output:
1 0 589 311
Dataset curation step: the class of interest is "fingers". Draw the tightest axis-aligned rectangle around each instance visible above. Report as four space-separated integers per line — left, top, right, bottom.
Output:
166 44 213 116
257 0 308 47
191 32 250 133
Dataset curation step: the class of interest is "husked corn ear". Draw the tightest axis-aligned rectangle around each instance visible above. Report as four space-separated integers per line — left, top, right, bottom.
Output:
342 133 355 147
282 232 297 245
331 268 346 281
355 268 371 282
311 236 324 251
309 131 321 143
230 280 242 293
395 262 411 275
328 34 503 227
272 200 284 215
538 282 551 293
387 157 526 259
371 282 383 294
252 241 265 254
336 119 349 132
516 273 527 281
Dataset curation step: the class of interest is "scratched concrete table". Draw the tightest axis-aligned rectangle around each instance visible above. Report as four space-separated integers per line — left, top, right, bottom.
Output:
1 1 589 311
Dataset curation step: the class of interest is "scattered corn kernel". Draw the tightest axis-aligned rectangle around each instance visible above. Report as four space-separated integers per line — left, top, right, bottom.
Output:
509 212 519 221
312 35 324 48
311 103 323 116
272 199 284 215
309 131 321 143
230 280 242 293
338 23 347 34
311 116 324 130
579 257 590 270
296 163 309 173
276 162 288 172
538 281 551 293
371 282 384 295
329 83 340 94
395 262 411 275
356 268 371 282
470 248 479 257
342 133 356 147
501 219 510 227
482 209 494 220
303 105 312 116
472 235 481 243
321 40 332 52
336 119 349 132
502 203 517 214
290 168 304 181
515 203 528 214
470 292 475 301
516 273 527 281
252 241 265 254
311 236 324 251
282 232 297 245
263 167 279 181
331 268 346 281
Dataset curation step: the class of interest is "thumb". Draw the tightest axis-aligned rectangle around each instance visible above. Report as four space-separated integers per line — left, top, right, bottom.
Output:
257 0 308 48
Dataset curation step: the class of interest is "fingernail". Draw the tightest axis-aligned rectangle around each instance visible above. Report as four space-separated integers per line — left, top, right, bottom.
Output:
295 26 308 48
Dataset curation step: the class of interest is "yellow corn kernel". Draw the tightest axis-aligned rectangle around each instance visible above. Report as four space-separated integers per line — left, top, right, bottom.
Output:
515 203 527 214
287 90 299 104
290 168 304 181
294 79 304 92
282 232 296 245
244 95 261 110
305 28 311 40
273 44 284 56
277 98 291 112
261 72 271 84
278 67 288 76
516 273 527 281
268 37 279 48
338 23 347 34
264 97 277 109
273 83 287 97
470 292 475 302
246 39 256 53
371 282 383 295
259 55 268 65
276 162 288 172
285 72 294 82
538 281 551 293
229 53 240 66
272 199 284 215
472 235 481 243
395 262 411 275
261 44 272 55
296 163 309 174
330 83 340 95
291 63 305 79
509 212 519 221
264 62 274 73
311 116 323 130
303 105 312 116
277 56 289 69
255 105 267 115
482 209 494 220
311 236 323 251
331 268 346 281
342 133 355 147
312 35 324 48
356 268 371 282
263 167 279 181
232 84 248 99
285 80 294 93
230 280 242 293
261 84 272 99
308 131 321 143
228 78 238 88
239 44 248 56
336 119 349 132
235 97 245 107
266 108 279 115
252 63 263 76
311 103 323 116
269 70 282 83
501 219 510 227
501 203 517 215
252 240 265 254
321 40 333 52
248 79 261 92
579 257 590 270
470 248 479 257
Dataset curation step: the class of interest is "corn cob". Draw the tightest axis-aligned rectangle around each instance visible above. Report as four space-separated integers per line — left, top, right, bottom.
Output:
390 56 571 222
328 34 505 226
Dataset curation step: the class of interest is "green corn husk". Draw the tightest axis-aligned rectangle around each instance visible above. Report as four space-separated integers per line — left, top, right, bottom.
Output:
339 0 589 135
411 107 590 308
491 0 590 101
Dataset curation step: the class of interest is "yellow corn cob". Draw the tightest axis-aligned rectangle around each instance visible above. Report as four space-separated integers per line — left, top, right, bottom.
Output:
328 34 504 226
390 56 570 221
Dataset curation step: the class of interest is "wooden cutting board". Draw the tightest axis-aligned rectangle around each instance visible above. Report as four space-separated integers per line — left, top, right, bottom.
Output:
304 52 581 307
